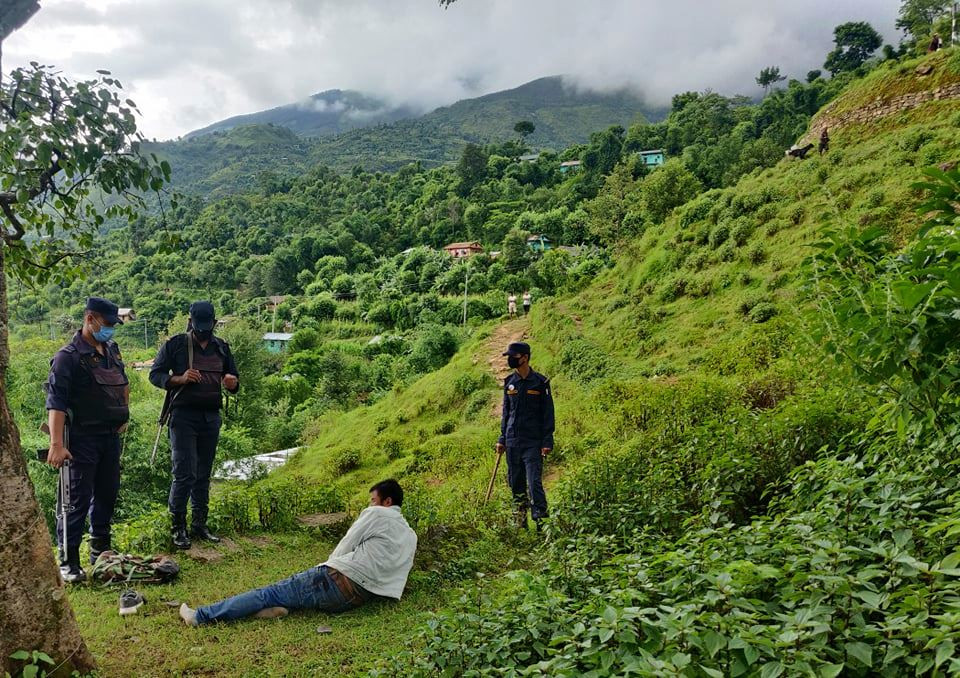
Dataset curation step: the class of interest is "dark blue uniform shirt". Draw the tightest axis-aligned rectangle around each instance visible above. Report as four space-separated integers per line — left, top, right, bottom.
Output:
498 368 555 450
45 331 127 461
148 333 239 411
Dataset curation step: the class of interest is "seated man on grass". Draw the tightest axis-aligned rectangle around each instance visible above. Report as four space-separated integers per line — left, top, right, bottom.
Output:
180 479 417 625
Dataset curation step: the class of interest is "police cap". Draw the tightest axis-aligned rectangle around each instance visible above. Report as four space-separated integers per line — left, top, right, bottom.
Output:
502 341 531 356
85 297 123 325
189 300 216 331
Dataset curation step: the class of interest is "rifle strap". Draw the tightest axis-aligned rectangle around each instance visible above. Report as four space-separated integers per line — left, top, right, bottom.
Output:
186 332 193 370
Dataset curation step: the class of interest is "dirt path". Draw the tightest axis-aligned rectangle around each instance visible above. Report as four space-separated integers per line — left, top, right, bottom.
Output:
479 318 530 418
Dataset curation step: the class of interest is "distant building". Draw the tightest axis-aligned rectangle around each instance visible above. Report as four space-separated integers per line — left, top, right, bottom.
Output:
263 332 294 354
216 315 236 329
526 234 554 253
559 160 582 173
518 153 540 163
266 295 286 311
638 149 666 168
117 308 136 323
443 241 484 258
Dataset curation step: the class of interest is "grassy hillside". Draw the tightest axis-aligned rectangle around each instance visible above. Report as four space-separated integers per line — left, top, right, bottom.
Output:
64 54 960 675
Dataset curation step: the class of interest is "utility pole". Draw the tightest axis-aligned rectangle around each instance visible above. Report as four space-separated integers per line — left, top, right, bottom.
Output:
144 318 148 349
462 266 469 327
953 2 958 47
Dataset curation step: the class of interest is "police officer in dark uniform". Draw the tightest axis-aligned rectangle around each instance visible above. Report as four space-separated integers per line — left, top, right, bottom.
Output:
495 342 555 530
150 301 238 550
45 297 130 583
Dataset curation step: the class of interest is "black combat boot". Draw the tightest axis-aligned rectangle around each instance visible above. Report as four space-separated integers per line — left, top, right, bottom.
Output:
190 508 220 543
59 545 87 584
89 535 111 565
171 512 191 550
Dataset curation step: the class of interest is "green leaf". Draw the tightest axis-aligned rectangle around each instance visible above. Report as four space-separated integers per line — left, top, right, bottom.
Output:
845 641 872 667
936 640 955 668
701 666 724 678
10 650 30 660
23 665 38 678
819 663 844 678
759 661 784 678
601 606 617 625
703 629 726 658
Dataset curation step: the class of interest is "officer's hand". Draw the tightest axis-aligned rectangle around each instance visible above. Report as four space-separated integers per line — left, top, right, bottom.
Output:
116 423 129 434
183 368 202 384
495 443 506 455
47 444 72 469
222 374 238 390
541 447 551 458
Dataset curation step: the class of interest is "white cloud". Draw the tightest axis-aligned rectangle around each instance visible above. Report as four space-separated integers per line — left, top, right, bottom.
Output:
3 0 901 140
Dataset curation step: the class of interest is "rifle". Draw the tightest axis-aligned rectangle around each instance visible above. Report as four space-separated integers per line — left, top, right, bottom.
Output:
150 333 192 464
40 410 73 561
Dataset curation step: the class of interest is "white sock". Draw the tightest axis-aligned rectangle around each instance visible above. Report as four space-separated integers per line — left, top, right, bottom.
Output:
179 603 198 627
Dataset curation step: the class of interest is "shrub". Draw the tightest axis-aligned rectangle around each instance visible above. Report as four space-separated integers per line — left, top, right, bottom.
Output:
755 203 778 224
558 339 610 383
684 249 709 271
748 301 778 323
788 204 805 225
380 437 404 460
658 274 688 301
729 217 753 246
708 223 730 249
745 242 766 264
715 242 736 262
331 448 361 476
765 218 789 237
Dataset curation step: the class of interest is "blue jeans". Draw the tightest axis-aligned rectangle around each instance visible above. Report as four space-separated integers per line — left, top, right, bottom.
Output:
195 565 356 624
506 446 548 520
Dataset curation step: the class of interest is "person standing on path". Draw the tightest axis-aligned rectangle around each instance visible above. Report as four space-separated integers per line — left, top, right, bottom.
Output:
818 127 830 156
149 301 239 550
495 342 554 530
45 297 130 583
508 293 517 318
522 290 532 315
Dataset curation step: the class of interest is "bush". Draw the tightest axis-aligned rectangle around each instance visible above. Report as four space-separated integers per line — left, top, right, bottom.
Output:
558 339 610 383
331 448 361 476
708 223 730 249
729 217 753 246
745 242 766 264
748 301 778 323
658 274 688 302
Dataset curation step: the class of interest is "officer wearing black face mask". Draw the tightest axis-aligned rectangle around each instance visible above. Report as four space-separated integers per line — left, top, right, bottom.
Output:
149 301 239 550
495 342 555 530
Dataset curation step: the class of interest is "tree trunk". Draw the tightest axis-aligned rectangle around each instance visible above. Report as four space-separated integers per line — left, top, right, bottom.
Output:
0 246 96 675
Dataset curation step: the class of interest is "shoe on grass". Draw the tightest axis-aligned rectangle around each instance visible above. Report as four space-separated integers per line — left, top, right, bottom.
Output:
179 603 198 627
119 590 145 616
253 606 289 619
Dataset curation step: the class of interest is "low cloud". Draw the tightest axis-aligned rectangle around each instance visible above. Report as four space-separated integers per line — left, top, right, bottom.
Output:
5 0 901 140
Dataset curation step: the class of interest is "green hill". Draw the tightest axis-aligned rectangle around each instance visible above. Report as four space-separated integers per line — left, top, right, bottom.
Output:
146 76 664 197
186 89 418 139
52 51 960 675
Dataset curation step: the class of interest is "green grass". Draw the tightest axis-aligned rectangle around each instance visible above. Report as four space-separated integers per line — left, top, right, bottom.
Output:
68 533 442 677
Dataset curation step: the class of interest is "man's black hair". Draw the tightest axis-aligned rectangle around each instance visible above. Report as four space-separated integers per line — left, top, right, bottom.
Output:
370 479 403 506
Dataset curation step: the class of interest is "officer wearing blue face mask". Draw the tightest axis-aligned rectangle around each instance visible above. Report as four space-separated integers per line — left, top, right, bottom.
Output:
45 297 130 583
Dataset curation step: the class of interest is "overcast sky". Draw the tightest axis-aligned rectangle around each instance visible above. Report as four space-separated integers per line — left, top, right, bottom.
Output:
4 0 901 140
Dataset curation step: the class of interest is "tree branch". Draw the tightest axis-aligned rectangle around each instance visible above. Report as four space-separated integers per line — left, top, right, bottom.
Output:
0 199 25 243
